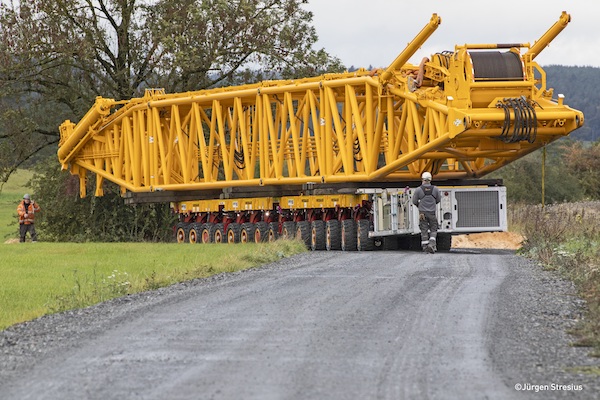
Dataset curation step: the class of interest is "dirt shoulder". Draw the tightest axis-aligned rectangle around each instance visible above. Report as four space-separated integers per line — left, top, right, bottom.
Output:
453 231 524 250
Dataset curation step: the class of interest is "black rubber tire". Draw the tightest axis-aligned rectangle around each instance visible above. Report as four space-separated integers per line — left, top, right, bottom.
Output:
295 221 311 248
311 220 326 251
240 223 255 244
175 222 188 243
341 219 357 251
188 223 202 244
254 222 268 243
282 221 296 240
200 223 213 244
226 223 241 243
267 222 279 242
211 223 225 244
326 220 341 251
437 232 452 252
356 219 375 251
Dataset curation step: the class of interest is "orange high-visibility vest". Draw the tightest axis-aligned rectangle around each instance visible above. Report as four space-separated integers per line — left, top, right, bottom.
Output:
17 201 41 225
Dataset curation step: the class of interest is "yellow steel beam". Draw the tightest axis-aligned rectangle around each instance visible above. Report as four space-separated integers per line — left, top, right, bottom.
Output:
525 11 571 61
380 13 442 83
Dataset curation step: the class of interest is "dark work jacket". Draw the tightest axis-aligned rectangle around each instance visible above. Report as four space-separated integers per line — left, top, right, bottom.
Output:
411 183 441 213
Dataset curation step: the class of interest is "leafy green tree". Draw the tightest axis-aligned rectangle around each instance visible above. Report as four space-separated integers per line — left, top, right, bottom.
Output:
149 0 344 91
0 0 343 183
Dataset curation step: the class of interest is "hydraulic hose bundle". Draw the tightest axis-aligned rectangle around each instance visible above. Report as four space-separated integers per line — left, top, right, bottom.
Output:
497 96 538 143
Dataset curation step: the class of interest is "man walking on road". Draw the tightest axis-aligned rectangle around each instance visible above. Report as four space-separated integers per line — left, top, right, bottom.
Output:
17 194 41 242
411 172 441 253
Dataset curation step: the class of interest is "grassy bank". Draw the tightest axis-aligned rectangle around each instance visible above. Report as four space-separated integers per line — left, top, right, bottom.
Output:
0 169 307 331
1 240 307 330
511 202 600 356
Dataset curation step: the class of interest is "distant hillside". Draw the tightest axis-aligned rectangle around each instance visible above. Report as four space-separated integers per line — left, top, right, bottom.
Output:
543 65 599 142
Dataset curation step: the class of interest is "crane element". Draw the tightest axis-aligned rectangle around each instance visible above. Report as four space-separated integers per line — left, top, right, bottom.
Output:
57 12 583 250
58 11 582 198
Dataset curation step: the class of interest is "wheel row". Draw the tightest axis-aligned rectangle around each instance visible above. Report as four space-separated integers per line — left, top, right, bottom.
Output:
295 219 374 252
177 221 273 244
175 219 375 251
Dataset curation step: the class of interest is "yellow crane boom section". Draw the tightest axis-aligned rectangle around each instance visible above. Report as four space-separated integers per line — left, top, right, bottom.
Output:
58 12 583 198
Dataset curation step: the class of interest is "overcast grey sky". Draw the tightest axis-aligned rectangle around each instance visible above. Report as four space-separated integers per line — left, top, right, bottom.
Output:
303 1 599 69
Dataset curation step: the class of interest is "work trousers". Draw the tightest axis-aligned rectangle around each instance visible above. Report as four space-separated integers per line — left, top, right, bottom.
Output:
419 212 438 248
19 223 38 242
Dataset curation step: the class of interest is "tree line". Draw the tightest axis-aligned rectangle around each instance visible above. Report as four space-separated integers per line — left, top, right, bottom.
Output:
488 139 600 204
544 65 600 142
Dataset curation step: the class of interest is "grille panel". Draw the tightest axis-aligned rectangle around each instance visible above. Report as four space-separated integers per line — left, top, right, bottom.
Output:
456 191 500 228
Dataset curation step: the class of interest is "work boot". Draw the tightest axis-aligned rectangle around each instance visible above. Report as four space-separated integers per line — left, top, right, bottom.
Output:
429 238 437 253
426 244 435 254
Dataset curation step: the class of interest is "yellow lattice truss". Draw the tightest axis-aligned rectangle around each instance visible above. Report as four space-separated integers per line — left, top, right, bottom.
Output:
58 12 583 197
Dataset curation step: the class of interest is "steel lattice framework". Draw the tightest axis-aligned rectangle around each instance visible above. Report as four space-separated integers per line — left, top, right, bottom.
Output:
58 13 583 198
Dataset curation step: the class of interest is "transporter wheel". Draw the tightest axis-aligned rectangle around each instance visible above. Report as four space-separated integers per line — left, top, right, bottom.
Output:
267 222 279 242
282 221 296 240
326 220 341 251
227 223 241 243
310 220 326 251
201 223 213 244
341 220 357 251
254 222 268 243
437 233 452 252
240 223 255 244
188 223 202 244
356 219 375 251
175 222 188 243
211 223 225 244
295 221 311 248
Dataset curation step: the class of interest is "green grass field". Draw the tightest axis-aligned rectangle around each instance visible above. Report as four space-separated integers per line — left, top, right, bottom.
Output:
0 170 307 330
0 240 306 330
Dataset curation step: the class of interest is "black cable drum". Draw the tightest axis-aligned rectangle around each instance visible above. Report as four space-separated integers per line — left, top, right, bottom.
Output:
469 51 524 81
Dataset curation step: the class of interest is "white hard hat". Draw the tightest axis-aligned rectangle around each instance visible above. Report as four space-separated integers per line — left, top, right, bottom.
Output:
421 172 432 181
23 194 31 200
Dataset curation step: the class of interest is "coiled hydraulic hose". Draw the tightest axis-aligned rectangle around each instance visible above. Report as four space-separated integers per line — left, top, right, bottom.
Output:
496 97 537 143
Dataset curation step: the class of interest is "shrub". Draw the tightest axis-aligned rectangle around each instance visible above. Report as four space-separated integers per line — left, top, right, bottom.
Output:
29 157 176 242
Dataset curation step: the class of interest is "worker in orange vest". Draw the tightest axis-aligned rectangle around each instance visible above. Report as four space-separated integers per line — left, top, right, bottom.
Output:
17 194 41 242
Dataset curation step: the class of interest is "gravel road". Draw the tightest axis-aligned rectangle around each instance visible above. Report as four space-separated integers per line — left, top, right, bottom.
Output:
0 249 598 399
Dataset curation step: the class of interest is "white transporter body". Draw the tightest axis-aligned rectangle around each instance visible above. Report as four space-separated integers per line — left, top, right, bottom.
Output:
361 185 508 250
